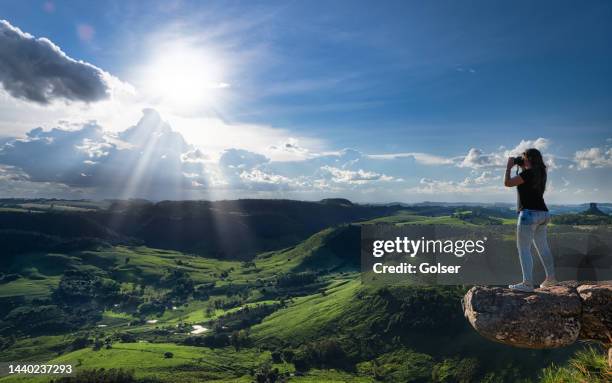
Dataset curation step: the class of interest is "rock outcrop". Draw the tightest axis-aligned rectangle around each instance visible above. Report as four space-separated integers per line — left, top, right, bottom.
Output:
463 282 611 365
577 284 612 344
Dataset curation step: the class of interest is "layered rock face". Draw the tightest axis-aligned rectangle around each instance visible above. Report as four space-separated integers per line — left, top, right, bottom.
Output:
463 282 611 364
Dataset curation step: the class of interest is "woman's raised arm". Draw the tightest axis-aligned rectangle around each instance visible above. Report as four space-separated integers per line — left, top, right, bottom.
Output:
504 157 524 187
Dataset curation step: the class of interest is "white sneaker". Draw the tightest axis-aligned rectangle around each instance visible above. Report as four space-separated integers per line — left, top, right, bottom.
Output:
508 282 534 292
540 279 558 288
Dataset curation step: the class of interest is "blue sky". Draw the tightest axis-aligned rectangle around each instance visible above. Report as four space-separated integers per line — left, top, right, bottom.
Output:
0 0 610 203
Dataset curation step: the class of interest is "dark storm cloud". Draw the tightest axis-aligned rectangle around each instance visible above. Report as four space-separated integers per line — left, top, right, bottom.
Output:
0 20 112 104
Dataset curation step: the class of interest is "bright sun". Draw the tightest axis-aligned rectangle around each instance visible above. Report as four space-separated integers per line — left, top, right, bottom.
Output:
139 44 230 112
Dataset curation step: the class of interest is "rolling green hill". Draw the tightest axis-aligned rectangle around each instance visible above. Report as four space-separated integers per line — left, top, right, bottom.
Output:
0 201 604 382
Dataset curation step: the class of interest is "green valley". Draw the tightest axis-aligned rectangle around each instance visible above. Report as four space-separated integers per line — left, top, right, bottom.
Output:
0 199 608 382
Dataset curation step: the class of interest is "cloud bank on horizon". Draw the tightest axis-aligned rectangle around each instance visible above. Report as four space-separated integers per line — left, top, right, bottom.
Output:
1 107 609 203
0 2 610 204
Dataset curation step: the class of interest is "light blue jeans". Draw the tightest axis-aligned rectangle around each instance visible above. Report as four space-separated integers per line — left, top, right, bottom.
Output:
517 209 555 284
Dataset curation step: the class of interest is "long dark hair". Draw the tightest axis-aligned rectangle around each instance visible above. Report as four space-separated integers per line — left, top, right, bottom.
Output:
524 148 547 193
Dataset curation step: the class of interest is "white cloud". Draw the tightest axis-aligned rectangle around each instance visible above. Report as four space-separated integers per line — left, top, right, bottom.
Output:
219 148 269 170
504 138 550 157
0 109 393 197
368 152 455 165
573 147 612 169
458 148 496 168
0 104 604 202
468 171 501 185
415 178 470 194
164 114 325 162
369 138 555 172
216 148 299 191
239 169 292 186
269 138 312 161
412 173 503 195
320 165 393 185
458 138 554 169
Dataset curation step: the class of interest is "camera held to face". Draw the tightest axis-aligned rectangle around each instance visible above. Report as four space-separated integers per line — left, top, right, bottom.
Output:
513 156 524 166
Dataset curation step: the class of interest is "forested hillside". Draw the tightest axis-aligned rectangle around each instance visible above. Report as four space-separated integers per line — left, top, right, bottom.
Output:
0 199 606 382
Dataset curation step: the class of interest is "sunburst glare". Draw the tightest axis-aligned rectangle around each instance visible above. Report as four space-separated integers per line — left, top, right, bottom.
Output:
137 41 230 113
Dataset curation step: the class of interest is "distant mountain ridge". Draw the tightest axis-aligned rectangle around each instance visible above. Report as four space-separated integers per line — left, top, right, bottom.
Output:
0 199 402 260
1 198 609 259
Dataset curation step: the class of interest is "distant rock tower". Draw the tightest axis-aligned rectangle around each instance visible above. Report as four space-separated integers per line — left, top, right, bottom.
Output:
583 202 607 216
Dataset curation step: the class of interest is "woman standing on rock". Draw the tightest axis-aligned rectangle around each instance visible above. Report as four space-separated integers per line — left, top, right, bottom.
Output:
503 148 557 292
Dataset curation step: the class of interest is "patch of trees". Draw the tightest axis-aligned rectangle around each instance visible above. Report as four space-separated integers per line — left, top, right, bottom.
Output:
0 289 107 336
208 296 244 311
160 269 194 301
251 362 288 383
271 349 295 364
213 303 280 333
117 292 145 312
350 287 465 337
182 324 251 351
0 269 124 336
230 329 251 350
0 296 25 318
276 272 317 288
0 273 20 284
209 281 254 298
118 332 137 343
382 287 464 332
292 339 352 372
69 335 92 351
410 205 514 218
92 336 113 351
241 260 256 268
552 214 612 225
53 269 121 305
451 210 503 225
137 300 167 317
0 335 16 350
0 211 117 238
193 282 215 299
0 229 105 271
0 304 78 335
183 333 230 348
